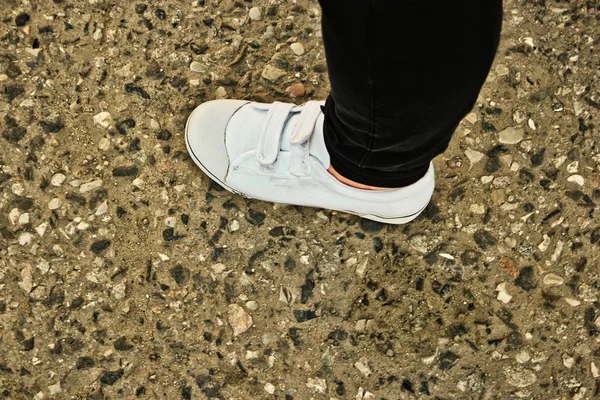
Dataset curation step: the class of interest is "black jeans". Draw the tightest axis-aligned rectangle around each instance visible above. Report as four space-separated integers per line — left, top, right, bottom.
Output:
319 0 503 187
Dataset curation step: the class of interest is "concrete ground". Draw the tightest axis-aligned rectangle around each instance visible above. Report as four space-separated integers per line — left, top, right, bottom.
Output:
1 0 599 399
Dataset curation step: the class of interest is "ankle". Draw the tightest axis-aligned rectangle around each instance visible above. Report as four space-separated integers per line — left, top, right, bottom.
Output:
328 166 390 191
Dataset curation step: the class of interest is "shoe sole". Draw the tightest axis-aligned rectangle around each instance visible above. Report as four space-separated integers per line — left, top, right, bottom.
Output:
185 114 429 225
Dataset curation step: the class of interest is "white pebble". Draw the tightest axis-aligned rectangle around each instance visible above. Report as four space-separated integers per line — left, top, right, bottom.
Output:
9 208 20 225
19 213 30 225
567 174 584 186
543 273 564 286
132 177 144 188
77 221 90 231
48 382 61 395
190 61 205 73
592 362 599 378
264 383 276 394
498 126 524 144
51 173 66 186
230 220 240 232
98 137 111 151
48 198 62 210
354 357 372 377
80 179 103 193
12 182 25 196
95 201 108 216
290 42 305 56
564 298 581 307
516 351 530 364
36 222 48 236
465 148 484 165
19 232 33 246
93 111 112 129
249 7 262 20
164 217 177 227
246 301 259 310
566 161 579 173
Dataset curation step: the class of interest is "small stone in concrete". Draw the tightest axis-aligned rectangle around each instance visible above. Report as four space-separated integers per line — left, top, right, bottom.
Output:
290 42 305 56
465 148 484 165
93 112 112 129
261 65 286 82
51 173 66 186
306 377 327 393
80 179 103 193
543 273 564 286
228 304 253 336
249 7 262 20
48 198 62 210
498 126 524 144
567 174 584 186
190 61 205 73
264 383 275 394
285 83 306 98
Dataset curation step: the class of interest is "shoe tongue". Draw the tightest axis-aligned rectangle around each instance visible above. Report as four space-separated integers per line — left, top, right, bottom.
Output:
280 113 330 168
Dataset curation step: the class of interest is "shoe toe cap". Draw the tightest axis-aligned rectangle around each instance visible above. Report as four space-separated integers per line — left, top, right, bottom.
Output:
185 100 249 181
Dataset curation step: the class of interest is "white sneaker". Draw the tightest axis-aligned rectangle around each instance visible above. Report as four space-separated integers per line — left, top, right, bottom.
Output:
185 100 435 224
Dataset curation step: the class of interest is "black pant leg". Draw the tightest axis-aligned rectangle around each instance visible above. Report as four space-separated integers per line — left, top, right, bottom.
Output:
319 0 503 187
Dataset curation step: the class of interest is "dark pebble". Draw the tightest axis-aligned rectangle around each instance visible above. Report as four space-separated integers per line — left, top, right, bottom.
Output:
514 266 537 291
116 119 136 135
112 165 138 177
439 350 459 370
66 192 86 206
373 237 383 253
203 18 213 26
40 120 64 133
293 309 317 323
13 196 34 211
460 250 480 266
15 13 30 27
401 379 415 393
135 4 147 14
482 121 496 132
125 83 150 99
190 42 209 55
145 61 164 79
246 209 266 226
90 239 111 254
70 297 84 309
163 228 177 241
519 169 535 184
271 55 290 71
182 386 192 400
170 76 187 88
485 156 501 173
155 8 167 19
23 337 34 351
487 145 508 157
181 213 189 225
269 226 284 237
170 264 190 285
313 63 327 73
157 130 172 140
531 148 545 167
473 230 497 250
76 356 95 369
0 301 6 314
39 25 53 33
360 218 384 233
3 116 27 142
6 85 25 102
100 369 124 385
114 336 134 351
591 228 600 245
285 257 296 272
129 137 141 151
335 380 345 395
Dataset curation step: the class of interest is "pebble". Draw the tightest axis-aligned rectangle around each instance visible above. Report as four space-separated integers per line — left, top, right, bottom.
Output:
567 174 584 186
290 42 305 56
48 198 62 210
261 65 286 82
36 223 48 237
498 126 524 144
228 304 253 336
48 383 61 395
9 208 20 225
249 7 262 20
495 282 512 304
111 283 127 300
230 220 240 232
465 112 478 124
285 83 306 98
245 301 259 310
93 111 112 129
504 367 537 388
355 258 368 277
354 357 372 377
19 232 33 247
465 148 484 165
264 383 276 394
98 137 111 151
592 362 599 378
164 217 177 227
80 179 103 193
306 378 327 393
516 351 531 364
190 61 205 73
214 86 227 99
18 213 30 225
95 201 108 216
12 182 25 195
542 273 564 286
19 265 33 293
51 173 66 186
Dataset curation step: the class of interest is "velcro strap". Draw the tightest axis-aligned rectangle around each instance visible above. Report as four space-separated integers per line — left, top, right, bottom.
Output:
290 101 322 144
257 102 296 166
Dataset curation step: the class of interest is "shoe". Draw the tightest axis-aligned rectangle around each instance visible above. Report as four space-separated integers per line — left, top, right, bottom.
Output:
185 100 435 224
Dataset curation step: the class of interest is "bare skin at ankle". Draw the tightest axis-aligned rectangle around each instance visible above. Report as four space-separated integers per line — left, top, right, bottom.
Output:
328 166 390 191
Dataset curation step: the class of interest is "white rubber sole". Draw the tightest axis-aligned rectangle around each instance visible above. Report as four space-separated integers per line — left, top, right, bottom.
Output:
185 115 430 225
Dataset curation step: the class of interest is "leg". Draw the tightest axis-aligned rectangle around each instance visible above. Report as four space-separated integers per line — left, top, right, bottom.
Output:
320 0 503 188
